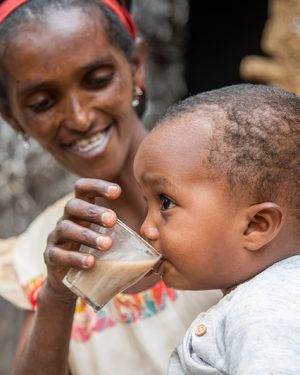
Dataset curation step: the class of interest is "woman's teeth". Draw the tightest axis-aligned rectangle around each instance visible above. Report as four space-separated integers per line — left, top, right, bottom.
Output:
73 131 106 152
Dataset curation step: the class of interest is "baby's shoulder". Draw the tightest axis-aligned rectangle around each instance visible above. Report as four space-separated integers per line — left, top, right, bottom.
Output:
225 256 300 331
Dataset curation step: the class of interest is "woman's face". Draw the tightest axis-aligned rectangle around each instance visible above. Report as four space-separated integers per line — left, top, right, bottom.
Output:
1 7 144 179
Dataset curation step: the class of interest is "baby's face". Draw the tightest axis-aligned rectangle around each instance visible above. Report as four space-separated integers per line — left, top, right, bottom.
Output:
134 117 247 291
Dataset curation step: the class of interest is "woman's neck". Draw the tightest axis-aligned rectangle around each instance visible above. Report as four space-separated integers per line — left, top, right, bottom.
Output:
107 119 148 232
107 120 162 293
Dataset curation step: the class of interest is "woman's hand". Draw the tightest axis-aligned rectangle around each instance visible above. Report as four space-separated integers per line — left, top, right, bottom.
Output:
43 178 121 302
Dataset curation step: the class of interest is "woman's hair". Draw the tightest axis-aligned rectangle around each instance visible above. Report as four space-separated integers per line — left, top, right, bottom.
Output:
0 0 136 104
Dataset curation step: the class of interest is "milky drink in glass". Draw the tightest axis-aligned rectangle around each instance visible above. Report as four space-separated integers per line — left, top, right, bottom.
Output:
63 219 161 311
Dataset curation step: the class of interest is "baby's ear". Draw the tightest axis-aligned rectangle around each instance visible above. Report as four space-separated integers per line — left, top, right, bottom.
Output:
243 202 283 251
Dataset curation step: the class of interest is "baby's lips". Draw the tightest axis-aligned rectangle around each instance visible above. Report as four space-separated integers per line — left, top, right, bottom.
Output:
152 257 165 275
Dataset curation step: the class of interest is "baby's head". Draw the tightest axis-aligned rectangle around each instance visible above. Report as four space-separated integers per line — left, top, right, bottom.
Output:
134 84 300 291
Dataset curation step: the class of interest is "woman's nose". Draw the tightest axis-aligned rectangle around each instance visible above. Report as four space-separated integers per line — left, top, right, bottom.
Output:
64 94 92 131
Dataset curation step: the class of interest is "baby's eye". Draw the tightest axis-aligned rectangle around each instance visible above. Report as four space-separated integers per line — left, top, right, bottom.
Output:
160 195 176 211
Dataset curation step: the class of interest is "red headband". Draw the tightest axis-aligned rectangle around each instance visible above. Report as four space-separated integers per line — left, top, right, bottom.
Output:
0 0 137 38
102 0 137 38
0 0 28 24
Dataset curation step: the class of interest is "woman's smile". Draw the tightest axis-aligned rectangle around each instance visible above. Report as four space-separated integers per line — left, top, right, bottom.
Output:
63 123 113 157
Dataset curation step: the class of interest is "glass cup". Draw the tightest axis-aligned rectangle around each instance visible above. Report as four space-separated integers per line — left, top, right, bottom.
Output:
63 219 161 311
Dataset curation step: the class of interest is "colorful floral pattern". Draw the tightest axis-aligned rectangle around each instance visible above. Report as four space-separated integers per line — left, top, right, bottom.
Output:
72 281 177 342
23 274 45 310
24 276 177 343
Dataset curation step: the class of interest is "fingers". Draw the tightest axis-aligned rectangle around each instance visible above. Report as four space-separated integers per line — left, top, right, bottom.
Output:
74 178 121 202
51 219 113 251
44 245 96 270
45 218 113 273
43 178 122 288
63 198 117 227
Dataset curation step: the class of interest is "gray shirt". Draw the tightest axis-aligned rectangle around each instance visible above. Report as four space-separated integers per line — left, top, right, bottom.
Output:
168 256 300 374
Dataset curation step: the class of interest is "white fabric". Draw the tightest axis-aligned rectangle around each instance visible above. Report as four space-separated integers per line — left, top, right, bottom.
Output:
69 289 220 375
0 193 72 310
0 236 30 310
169 256 300 375
13 193 73 287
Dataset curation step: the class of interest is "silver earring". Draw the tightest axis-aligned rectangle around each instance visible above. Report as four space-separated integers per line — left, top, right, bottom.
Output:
22 133 31 150
132 86 143 107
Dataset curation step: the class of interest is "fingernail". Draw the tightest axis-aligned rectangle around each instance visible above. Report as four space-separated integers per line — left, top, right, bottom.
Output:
101 211 114 223
96 236 110 249
82 255 93 268
107 185 119 195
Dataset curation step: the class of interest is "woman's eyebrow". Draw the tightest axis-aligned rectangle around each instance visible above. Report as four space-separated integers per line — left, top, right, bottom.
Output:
18 81 52 96
18 57 116 96
80 58 110 71
77 54 117 74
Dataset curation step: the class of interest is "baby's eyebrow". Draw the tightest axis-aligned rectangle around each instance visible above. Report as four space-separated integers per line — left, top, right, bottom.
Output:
141 175 175 190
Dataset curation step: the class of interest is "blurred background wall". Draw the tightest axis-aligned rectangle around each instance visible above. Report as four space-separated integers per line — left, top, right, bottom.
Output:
2 0 300 373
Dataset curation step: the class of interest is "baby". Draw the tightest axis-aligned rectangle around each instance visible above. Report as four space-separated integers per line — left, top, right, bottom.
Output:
134 84 300 374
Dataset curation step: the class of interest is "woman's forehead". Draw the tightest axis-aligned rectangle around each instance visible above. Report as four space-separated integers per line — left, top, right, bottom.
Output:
43 7 101 39
11 7 106 49
2 8 122 81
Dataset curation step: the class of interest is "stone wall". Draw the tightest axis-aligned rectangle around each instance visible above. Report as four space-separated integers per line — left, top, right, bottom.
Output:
132 0 189 128
0 122 76 238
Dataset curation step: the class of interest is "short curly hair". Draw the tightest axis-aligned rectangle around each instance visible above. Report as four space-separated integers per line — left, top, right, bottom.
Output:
159 84 300 219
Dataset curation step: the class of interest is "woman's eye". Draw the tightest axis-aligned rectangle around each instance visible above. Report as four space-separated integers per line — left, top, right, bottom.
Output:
28 96 55 112
86 72 113 89
160 195 175 211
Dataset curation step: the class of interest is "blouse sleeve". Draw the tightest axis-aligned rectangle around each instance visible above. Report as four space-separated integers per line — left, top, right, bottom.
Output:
0 192 73 310
0 237 32 310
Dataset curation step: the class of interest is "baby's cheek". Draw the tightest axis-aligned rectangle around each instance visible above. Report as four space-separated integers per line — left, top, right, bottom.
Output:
163 236 185 257
162 270 179 289
161 261 186 289
165 277 194 290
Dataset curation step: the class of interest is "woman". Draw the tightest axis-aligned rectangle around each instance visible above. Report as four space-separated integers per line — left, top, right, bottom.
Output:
0 1 221 374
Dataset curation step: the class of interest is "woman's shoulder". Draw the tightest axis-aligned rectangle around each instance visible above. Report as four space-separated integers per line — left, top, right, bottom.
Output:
0 192 73 309
16 191 73 252
0 236 32 309
30 192 73 229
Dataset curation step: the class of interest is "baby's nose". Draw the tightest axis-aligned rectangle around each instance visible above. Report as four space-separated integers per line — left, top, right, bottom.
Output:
140 219 159 244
